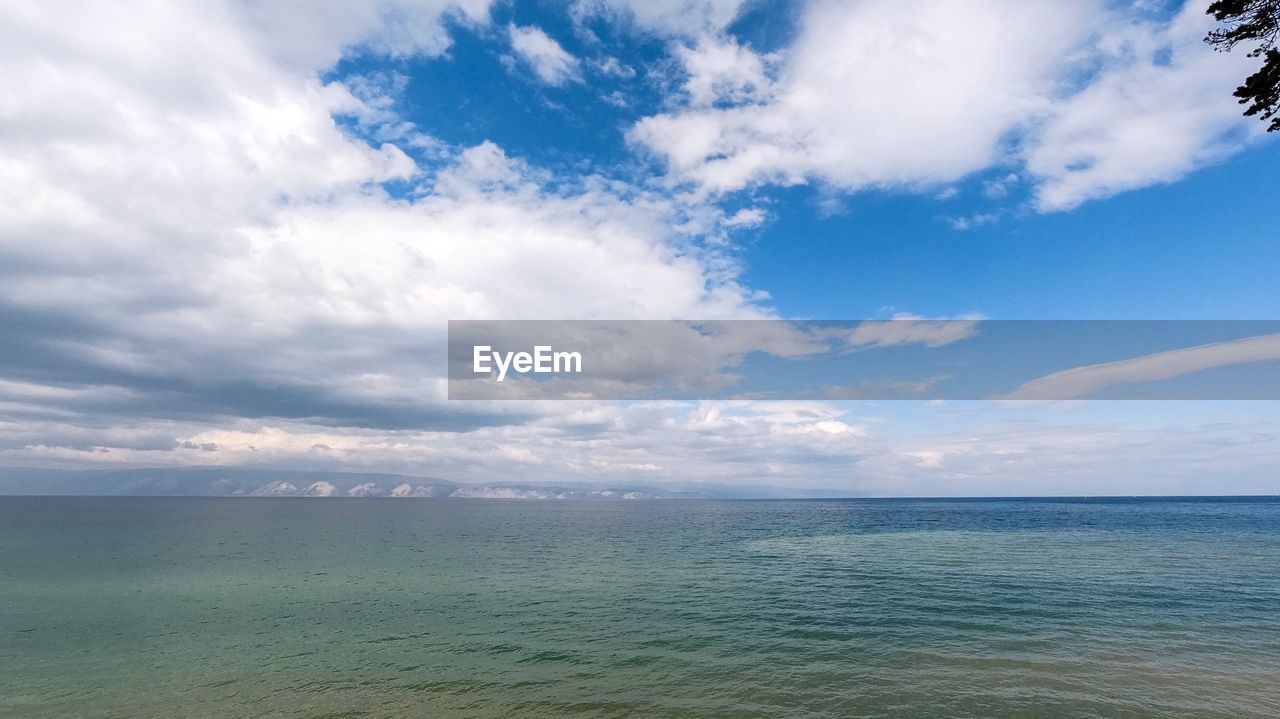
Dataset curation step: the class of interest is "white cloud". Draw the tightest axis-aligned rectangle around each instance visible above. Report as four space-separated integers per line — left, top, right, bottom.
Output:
677 36 775 107
235 0 493 68
595 56 636 79
982 173 1019 199
507 24 581 86
630 0 1265 209
949 213 999 231
1023 4 1263 211
0 0 767 444
631 0 1094 195
573 0 745 37
722 207 766 228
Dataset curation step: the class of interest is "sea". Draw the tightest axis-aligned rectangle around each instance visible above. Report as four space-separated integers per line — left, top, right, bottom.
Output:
2 496 1279 718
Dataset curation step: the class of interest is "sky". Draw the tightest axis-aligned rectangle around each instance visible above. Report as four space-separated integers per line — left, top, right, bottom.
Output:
1 0 1279 495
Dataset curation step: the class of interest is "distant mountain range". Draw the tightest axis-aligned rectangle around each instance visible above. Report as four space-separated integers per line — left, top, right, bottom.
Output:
0 466 737 499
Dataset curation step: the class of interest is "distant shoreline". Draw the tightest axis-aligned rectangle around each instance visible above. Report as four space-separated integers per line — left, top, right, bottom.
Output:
2 494 1277 501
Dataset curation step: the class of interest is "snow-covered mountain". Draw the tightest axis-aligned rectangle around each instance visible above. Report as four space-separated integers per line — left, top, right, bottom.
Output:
0 466 826 499
0 467 456 497
251 480 299 496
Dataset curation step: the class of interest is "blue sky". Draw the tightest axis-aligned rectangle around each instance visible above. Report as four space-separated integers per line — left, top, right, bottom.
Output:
1 0 1278 495
739 152 1280 320
326 0 1280 321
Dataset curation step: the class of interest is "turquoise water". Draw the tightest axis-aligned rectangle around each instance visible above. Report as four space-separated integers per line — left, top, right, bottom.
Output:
3 497 1279 718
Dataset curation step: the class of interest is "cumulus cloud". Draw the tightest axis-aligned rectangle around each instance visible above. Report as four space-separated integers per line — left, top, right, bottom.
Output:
630 0 1264 209
1023 5 1263 210
677 36 775 107
631 0 1093 194
0 0 765 447
235 0 493 68
507 24 582 85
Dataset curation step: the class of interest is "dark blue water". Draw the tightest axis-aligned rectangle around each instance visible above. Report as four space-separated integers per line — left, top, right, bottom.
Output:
2 497 1279 717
